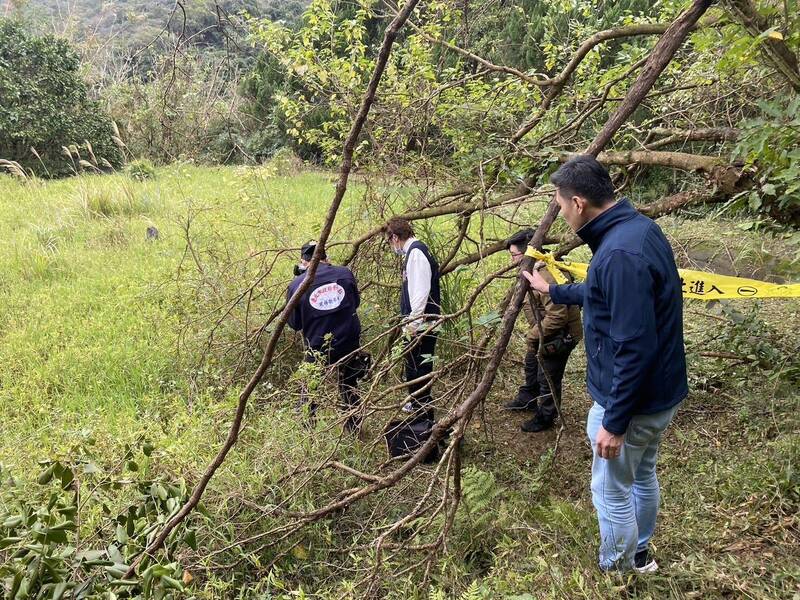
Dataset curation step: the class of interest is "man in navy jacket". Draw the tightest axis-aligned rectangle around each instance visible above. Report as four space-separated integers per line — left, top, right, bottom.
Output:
287 242 363 431
523 155 687 573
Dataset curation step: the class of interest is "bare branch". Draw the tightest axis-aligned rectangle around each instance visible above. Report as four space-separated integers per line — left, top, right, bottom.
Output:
649 126 740 144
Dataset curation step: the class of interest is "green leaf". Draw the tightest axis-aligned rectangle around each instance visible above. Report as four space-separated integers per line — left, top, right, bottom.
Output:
37 464 56 485
142 567 155 600
160 576 184 591
76 549 105 562
58 504 77 521
476 311 501 326
126 509 136 537
108 544 125 565
14 573 30 600
3 515 24 528
183 529 197 551
103 562 129 579
0 536 23 549
52 581 69 600
43 527 68 544
59 467 74 490
115 524 128 545
49 520 76 532
151 483 168 501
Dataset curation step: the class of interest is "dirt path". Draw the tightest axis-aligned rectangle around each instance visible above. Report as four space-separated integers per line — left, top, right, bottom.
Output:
467 375 595 499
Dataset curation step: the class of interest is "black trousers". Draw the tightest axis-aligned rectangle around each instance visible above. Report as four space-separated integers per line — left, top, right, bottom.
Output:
518 339 577 422
303 345 361 419
405 331 437 421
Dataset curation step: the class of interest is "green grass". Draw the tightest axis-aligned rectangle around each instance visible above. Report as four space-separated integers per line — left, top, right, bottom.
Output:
0 166 798 599
0 165 349 468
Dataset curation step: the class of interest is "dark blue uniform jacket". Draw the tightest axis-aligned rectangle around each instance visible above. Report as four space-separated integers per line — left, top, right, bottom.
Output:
287 263 361 356
550 199 688 434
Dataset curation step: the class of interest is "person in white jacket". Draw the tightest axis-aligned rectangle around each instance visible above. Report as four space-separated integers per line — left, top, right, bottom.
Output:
384 218 442 422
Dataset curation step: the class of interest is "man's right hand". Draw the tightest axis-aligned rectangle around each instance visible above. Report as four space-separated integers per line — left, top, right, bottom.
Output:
522 268 550 294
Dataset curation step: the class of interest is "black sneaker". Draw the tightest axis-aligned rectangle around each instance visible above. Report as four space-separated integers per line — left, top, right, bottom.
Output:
634 548 658 573
504 395 537 411
521 415 554 433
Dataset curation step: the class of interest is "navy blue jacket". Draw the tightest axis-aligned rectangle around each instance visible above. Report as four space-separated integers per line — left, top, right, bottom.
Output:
400 240 441 318
550 199 687 434
287 263 361 355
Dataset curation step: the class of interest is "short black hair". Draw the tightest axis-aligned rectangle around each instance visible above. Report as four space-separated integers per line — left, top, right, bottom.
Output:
506 228 535 250
301 241 326 261
550 155 615 207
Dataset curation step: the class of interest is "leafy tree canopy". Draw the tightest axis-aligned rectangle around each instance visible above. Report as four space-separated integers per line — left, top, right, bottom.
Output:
0 18 123 177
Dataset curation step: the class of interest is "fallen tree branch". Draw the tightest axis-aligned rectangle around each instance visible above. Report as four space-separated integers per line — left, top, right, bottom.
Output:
592 149 724 173
638 190 724 217
647 126 740 148
586 2 714 157
526 149 736 192
555 189 735 258
406 19 550 87
440 235 560 275
511 23 687 144
340 178 539 265
406 11 680 94
438 213 472 272
539 58 649 148
434 166 736 275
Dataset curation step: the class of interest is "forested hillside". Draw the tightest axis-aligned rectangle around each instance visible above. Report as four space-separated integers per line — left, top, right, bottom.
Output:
13 0 307 50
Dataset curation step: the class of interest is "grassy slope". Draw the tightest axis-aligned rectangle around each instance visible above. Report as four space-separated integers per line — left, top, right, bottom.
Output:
0 166 797 599
0 165 339 470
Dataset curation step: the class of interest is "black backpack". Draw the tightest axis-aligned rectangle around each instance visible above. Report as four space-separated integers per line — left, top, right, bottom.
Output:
384 418 440 464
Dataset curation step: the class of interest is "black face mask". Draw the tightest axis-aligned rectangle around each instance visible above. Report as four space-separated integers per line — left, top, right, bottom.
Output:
293 264 307 277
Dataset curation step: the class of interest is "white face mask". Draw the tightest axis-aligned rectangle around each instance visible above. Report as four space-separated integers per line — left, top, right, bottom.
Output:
394 246 405 256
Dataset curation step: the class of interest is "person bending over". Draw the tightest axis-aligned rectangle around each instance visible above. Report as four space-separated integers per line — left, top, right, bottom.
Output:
287 241 364 432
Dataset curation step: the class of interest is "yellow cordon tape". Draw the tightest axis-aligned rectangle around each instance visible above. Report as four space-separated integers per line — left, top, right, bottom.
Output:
524 247 800 301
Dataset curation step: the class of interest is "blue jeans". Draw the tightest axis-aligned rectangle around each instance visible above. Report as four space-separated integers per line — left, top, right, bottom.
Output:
586 401 681 571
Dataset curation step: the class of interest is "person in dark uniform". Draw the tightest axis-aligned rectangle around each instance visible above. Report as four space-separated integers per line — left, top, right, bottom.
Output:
504 229 582 432
287 241 363 431
384 218 441 422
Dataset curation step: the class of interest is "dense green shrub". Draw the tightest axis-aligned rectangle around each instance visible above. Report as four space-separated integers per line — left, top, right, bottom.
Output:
125 159 157 181
0 19 123 178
